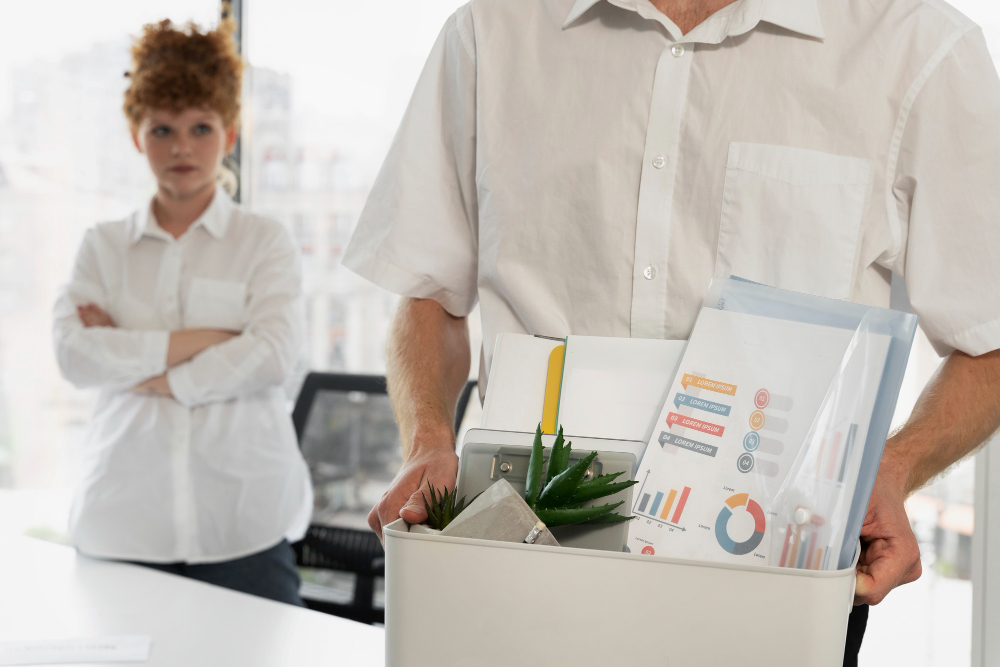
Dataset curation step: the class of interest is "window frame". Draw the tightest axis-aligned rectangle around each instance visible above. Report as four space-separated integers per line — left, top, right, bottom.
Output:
973 438 1000 667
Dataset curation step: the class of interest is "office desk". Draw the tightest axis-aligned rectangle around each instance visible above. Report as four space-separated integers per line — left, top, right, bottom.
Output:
0 534 384 666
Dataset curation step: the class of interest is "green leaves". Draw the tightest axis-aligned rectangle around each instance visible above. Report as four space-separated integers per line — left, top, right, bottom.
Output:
421 485 473 530
545 426 571 485
523 425 637 527
534 501 628 527
569 480 638 505
524 424 545 508
536 451 599 509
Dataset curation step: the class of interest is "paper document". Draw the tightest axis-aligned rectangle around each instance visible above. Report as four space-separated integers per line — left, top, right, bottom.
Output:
481 334 562 433
0 636 151 665
558 337 686 441
627 308 889 567
481 333 685 441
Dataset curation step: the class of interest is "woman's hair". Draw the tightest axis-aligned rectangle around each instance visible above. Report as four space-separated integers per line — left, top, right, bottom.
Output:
123 18 243 131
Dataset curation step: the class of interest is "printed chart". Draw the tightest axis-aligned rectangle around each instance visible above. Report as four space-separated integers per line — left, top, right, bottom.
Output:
628 308 876 565
714 493 766 556
634 471 693 528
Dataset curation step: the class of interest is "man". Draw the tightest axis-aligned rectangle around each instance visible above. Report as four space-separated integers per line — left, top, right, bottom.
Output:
344 0 1000 661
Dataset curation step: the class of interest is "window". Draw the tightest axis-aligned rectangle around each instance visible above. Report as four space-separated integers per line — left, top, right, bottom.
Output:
241 0 482 381
0 1 220 539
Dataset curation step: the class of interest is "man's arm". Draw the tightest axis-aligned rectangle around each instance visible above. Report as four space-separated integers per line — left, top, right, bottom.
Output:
856 348 1000 605
368 297 472 540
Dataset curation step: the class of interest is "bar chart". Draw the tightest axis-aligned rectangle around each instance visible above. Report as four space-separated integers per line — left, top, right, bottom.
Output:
634 481 692 528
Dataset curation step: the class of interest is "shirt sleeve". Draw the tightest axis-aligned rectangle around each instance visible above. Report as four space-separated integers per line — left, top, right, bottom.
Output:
52 229 170 390
166 223 305 407
882 28 1000 357
341 5 479 317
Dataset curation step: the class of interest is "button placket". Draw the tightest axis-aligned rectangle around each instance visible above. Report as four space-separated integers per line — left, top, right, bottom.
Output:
158 244 183 329
630 42 695 338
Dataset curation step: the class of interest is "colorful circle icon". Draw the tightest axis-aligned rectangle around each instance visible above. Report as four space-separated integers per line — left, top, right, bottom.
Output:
749 410 765 431
641 545 655 555
743 432 760 452
715 493 766 556
737 453 755 473
754 389 770 409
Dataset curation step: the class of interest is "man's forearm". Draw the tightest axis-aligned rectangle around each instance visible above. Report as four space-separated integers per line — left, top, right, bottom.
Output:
386 298 471 458
883 348 1000 494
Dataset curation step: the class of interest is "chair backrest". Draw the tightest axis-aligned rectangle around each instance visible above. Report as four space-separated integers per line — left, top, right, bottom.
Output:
291 373 476 623
292 373 477 525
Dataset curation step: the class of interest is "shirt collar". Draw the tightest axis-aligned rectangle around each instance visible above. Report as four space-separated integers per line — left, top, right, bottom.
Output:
130 185 235 246
562 0 824 41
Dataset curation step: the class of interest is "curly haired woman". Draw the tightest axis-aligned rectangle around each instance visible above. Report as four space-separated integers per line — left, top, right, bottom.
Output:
52 18 311 605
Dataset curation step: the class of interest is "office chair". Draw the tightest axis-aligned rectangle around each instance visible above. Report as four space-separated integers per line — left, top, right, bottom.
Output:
291 372 477 625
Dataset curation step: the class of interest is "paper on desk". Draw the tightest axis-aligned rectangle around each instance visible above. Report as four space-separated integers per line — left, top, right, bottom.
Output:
0 636 151 665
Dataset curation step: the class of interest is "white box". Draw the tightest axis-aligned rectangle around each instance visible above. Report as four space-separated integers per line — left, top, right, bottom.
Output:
384 519 857 667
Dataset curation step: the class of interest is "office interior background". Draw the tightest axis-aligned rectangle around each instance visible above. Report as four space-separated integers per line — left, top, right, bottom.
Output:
0 1 996 664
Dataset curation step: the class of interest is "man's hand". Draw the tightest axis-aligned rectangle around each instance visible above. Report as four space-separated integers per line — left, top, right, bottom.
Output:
854 459 921 605
853 348 1000 605
78 303 115 328
132 373 173 397
371 298 472 543
368 436 458 539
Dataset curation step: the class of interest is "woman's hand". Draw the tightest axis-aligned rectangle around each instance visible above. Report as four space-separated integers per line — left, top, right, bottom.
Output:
77 304 116 328
132 374 173 397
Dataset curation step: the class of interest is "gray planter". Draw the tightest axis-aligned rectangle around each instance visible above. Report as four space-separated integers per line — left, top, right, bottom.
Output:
440 479 559 546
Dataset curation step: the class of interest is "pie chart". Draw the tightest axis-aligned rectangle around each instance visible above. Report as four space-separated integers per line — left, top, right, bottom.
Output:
715 493 766 556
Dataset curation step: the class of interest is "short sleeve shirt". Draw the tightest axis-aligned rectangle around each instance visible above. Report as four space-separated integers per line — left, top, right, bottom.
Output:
344 0 1000 383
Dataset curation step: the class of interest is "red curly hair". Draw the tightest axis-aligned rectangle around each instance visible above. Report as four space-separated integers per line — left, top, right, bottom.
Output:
123 18 243 130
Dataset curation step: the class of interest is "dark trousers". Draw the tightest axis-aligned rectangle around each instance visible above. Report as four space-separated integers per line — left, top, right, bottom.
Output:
843 604 869 666
132 539 304 607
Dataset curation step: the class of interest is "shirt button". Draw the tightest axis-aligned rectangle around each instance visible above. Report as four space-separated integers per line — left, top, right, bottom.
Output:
643 265 657 280
671 44 685 58
652 155 666 169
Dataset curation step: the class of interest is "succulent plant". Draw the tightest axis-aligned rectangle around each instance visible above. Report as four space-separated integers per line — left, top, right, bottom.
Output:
421 484 474 530
524 424 637 527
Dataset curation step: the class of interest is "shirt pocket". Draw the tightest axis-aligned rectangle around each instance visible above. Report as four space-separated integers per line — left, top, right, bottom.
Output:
185 278 248 331
714 142 870 300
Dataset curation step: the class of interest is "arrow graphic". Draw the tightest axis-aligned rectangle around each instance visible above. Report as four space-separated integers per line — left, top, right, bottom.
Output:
659 431 718 457
673 392 731 417
681 373 737 396
667 411 725 437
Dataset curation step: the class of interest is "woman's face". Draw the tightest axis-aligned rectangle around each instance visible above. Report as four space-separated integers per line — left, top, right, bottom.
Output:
132 108 237 200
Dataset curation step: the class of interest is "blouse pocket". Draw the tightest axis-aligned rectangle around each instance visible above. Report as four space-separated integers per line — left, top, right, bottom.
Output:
715 142 870 300
185 278 248 331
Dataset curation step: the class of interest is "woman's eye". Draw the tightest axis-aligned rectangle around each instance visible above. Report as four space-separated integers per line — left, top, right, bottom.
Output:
150 126 171 138
193 124 213 136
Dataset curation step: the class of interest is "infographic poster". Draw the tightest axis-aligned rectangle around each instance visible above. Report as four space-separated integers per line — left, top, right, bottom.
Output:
626 308 887 567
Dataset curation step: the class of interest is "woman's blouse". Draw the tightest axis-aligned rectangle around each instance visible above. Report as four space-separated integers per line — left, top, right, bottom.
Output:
53 187 312 563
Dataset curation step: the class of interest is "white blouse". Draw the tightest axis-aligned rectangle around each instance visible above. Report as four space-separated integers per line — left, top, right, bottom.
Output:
53 187 312 563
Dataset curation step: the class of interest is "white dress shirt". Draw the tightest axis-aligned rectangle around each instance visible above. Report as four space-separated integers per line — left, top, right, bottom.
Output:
53 187 312 564
344 0 1000 389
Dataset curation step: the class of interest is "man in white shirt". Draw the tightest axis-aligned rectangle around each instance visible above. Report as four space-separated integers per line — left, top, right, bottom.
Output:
345 0 1000 660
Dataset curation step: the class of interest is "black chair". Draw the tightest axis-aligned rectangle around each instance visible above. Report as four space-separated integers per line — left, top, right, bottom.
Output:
291 372 477 624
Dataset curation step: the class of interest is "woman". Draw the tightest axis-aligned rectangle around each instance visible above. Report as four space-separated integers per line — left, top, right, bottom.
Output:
52 19 311 605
